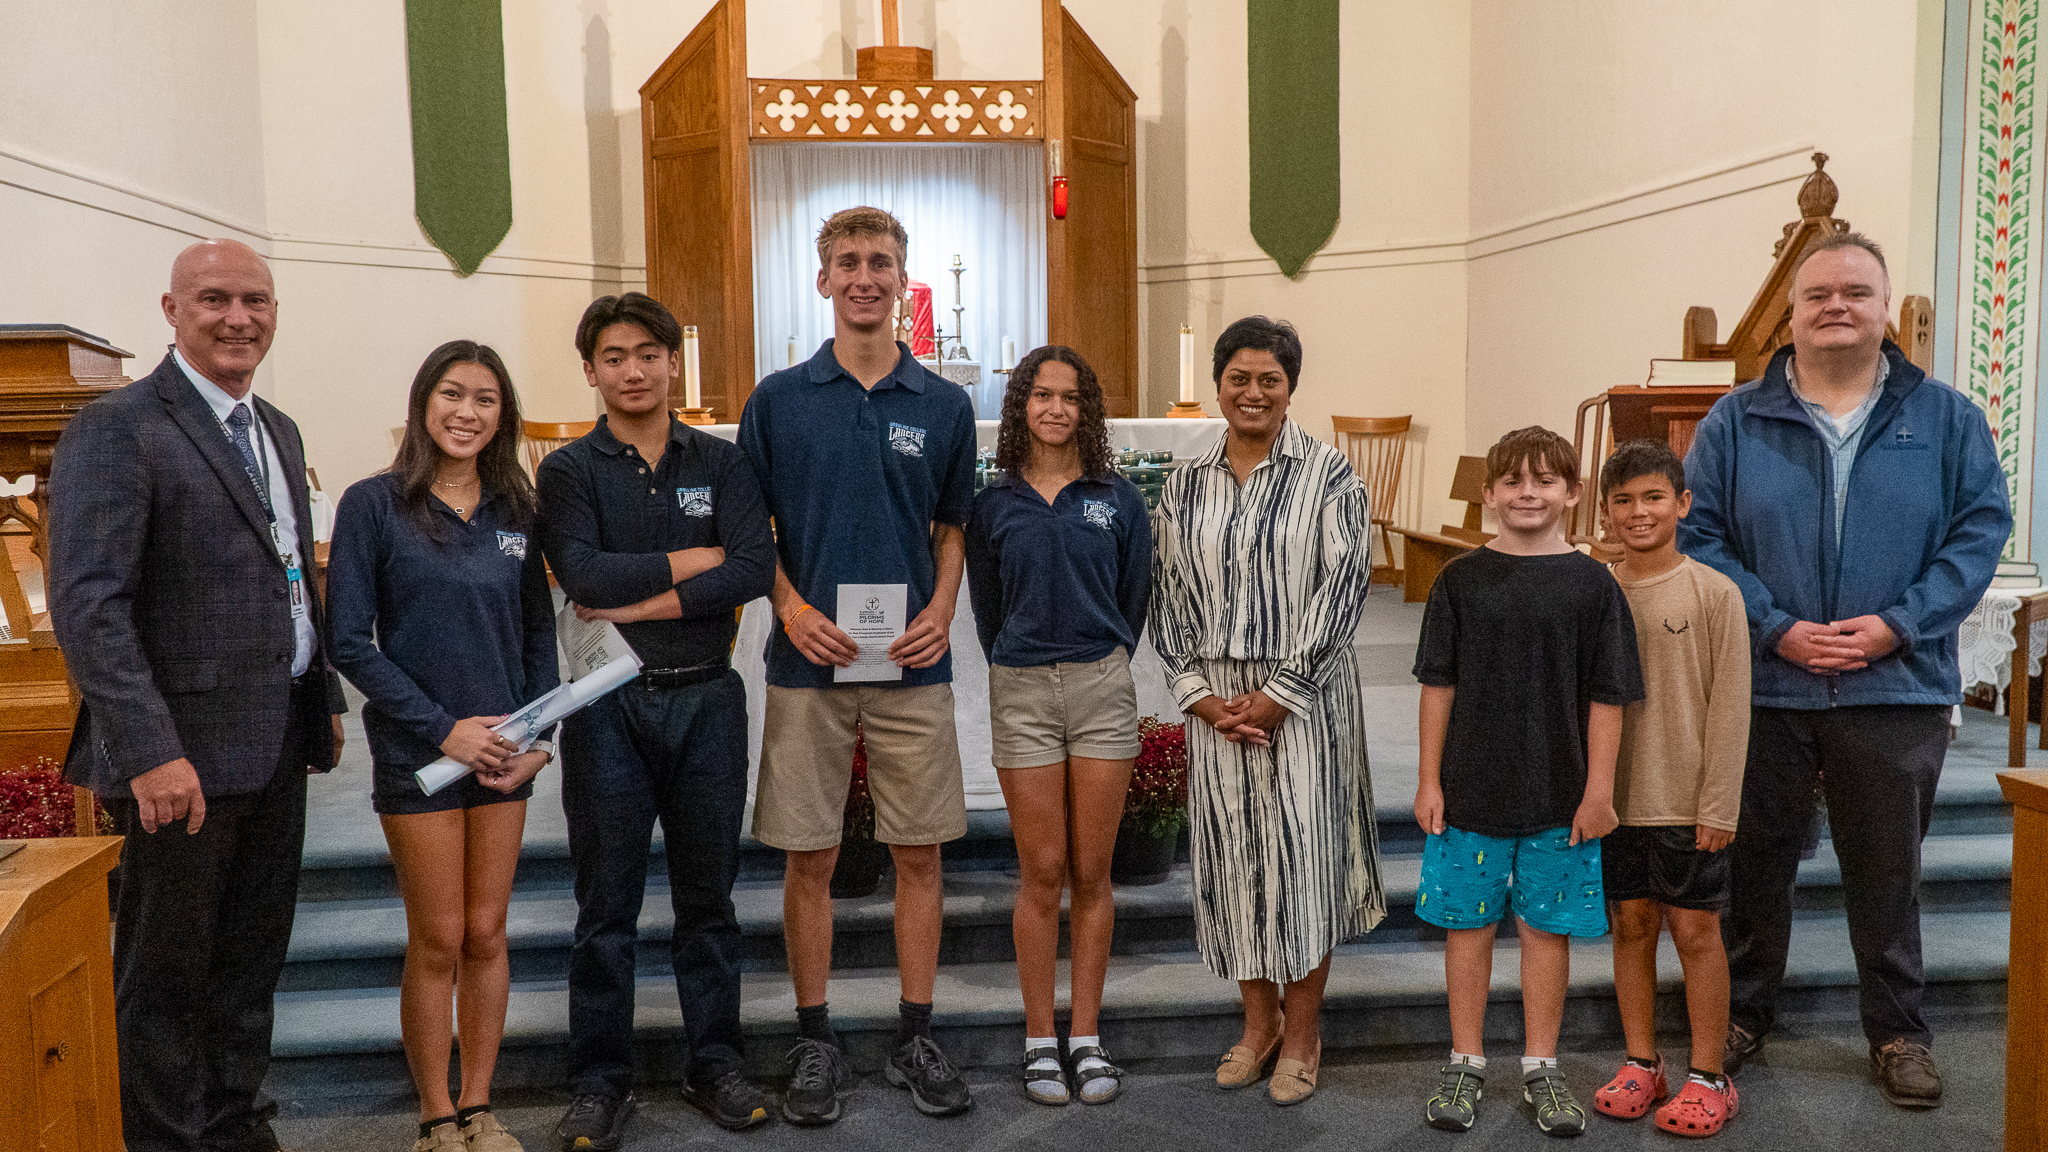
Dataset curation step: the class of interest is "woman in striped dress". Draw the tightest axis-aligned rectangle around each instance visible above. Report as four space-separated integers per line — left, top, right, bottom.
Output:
1152 316 1384 1107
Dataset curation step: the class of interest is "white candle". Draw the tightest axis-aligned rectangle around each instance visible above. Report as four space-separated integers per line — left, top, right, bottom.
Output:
1178 324 1195 404
683 325 702 409
788 336 798 368
873 0 885 45
1002 337 1016 370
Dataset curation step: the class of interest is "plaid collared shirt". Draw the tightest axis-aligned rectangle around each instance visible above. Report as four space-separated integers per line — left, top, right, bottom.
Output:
1786 356 1889 547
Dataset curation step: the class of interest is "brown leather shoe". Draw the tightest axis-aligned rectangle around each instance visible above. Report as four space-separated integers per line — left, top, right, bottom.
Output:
1870 1038 1944 1109
1723 1022 1764 1077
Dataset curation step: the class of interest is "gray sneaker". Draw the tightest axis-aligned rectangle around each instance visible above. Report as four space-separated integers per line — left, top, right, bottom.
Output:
1425 1062 1485 1132
1523 1066 1587 1137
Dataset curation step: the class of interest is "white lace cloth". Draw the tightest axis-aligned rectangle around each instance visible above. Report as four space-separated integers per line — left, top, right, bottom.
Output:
1956 585 2048 704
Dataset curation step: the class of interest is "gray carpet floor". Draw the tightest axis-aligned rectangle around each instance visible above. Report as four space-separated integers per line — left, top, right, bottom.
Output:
276 1006 2004 1151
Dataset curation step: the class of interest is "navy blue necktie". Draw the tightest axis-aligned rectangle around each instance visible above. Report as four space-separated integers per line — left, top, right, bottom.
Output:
224 403 275 522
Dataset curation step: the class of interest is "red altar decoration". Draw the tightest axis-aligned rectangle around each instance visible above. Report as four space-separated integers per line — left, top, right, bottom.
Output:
907 279 936 359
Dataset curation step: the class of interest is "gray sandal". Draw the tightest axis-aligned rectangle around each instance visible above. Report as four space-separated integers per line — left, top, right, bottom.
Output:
1068 1044 1125 1104
1023 1045 1070 1105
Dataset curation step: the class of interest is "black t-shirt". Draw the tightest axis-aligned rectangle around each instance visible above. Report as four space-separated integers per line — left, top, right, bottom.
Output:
1412 547 1645 837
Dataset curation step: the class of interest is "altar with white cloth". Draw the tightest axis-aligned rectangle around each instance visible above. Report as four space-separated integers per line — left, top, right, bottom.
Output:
698 416 1223 809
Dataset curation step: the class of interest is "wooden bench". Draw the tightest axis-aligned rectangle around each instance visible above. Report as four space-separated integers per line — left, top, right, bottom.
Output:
1387 455 1492 603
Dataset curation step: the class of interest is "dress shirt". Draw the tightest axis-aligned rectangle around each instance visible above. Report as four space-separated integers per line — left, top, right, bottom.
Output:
173 346 315 676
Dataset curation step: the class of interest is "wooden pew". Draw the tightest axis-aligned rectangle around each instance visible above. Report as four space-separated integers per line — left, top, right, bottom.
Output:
1388 455 1492 603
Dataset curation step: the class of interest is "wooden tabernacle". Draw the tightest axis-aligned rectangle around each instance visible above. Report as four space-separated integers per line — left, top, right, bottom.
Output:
639 0 1137 420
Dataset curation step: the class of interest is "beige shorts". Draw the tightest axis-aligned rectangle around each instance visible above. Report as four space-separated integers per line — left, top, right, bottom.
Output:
988 647 1141 768
754 682 966 850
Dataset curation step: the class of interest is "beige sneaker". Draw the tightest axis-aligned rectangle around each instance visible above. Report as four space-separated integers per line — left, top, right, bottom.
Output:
413 1121 464 1152
458 1111 524 1152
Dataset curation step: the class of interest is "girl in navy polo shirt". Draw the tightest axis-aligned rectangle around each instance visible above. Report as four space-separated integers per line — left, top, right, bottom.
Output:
965 345 1152 1107
328 341 557 1152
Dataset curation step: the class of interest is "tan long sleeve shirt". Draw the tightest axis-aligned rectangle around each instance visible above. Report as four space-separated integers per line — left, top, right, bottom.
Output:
1612 557 1751 831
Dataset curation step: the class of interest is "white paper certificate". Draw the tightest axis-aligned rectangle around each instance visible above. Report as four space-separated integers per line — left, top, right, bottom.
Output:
834 583 907 683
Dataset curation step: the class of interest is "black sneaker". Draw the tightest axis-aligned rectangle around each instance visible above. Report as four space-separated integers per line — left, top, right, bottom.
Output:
555 1092 635 1152
1723 1023 1765 1078
886 1034 973 1117
783 1038 851 1126
682 1069 772 1131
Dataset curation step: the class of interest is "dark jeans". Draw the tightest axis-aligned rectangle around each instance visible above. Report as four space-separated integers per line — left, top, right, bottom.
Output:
106 686 316 1152
561 670 749 1093
1724 704 1949 1047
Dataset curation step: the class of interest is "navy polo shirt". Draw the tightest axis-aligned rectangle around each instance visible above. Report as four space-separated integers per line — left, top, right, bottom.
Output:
965 472 1153 668
326 472 558 768
536 416 776 670
738 339 976 689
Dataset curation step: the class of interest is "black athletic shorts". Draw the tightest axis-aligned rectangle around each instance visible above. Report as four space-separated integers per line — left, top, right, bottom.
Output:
1600 824 1730 911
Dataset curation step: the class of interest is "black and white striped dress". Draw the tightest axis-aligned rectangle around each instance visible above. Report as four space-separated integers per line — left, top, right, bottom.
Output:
1152 419 1385 982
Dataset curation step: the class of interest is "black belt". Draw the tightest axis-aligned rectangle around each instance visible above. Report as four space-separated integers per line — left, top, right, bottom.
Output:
635 663 730 690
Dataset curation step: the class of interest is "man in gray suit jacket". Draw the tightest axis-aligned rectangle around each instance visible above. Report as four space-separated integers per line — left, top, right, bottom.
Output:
49 238 346 1152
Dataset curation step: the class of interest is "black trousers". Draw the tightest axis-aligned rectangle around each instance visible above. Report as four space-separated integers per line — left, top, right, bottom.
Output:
107 688 315 1152
1724 704 1948 1047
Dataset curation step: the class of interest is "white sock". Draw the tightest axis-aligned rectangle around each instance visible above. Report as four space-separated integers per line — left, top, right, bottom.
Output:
1067 1034 1110 1073
1521 1055 1558 1075
1451 1049 1486 1069
1026 1036 1061 1072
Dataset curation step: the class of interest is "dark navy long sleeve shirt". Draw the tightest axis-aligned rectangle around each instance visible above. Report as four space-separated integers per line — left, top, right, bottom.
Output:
326 472 558 767
536 416 775 669
965 471 1153 667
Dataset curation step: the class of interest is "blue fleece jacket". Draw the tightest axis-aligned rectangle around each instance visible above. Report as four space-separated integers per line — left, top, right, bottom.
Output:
1680 342 2011 709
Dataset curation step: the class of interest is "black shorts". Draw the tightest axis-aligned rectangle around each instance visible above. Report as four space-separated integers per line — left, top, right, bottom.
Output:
373 758 533 816
1600 824 1730 911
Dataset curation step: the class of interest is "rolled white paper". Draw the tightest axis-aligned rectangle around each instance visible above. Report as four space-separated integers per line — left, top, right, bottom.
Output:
414 651 644 795
683 325 702 409
1002 337 1016 370
1179 324 1195 404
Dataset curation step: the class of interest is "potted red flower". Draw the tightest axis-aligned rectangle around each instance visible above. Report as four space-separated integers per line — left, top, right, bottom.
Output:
828 725 889 898
0 756 110 838
1111 717 1189 885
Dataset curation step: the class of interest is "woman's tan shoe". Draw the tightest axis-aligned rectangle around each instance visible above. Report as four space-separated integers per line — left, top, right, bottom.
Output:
1216 1035 1283 1089
1266 1041 1322 1106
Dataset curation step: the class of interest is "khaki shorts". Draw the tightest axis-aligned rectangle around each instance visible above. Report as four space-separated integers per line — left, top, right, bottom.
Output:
988 647 1141 768
754 682 966 850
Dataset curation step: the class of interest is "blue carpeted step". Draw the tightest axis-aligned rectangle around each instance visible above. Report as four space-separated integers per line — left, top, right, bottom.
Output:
264 906 2011 1096
277 830 2014 992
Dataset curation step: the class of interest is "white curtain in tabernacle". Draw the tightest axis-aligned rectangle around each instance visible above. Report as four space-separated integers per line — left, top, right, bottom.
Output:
750 142 1047 384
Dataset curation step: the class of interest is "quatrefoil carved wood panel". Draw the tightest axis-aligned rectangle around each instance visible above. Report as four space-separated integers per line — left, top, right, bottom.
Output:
750 80 1038 140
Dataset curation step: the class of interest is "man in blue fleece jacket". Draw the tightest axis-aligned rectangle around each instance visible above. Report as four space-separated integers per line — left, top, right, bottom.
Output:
1681 232 2010 1110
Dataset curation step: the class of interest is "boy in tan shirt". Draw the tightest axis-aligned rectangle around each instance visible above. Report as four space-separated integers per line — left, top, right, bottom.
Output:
1592 439 1750 1138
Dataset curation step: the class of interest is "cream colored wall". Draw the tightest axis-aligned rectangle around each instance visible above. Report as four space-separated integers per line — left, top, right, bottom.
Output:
1088 0 1473 541
2 0 1943 535
1463 0 1928 471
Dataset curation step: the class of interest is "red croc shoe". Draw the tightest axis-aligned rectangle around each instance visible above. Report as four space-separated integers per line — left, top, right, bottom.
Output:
1655 1075 1739 1137
1593 1058 1667 1119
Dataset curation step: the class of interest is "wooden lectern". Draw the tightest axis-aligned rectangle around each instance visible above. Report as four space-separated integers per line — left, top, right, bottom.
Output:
0 836 124 1152
2000 769 2048 1150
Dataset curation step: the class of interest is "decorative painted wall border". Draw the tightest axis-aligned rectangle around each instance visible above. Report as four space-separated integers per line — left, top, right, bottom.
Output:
1961 0 2042 558
750 80 1040 141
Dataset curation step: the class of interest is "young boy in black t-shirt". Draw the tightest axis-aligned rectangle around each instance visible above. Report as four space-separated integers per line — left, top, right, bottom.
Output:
1411 426 1644 1137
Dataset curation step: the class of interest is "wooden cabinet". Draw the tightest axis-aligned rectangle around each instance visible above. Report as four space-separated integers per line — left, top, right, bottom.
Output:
0 836 124 1152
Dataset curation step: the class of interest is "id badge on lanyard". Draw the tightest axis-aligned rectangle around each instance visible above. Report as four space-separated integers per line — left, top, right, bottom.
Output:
273 525 307 620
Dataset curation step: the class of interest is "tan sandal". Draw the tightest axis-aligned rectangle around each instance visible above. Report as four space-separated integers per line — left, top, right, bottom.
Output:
1216 1035 1282 1089
1267 1040 1321 1106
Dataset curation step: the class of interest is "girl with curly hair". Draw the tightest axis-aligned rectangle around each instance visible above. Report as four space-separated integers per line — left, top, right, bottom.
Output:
965 345 1152 1107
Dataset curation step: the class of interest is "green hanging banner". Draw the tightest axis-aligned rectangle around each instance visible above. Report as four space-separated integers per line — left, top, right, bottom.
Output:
405 0 513 276
1247 0 1339 278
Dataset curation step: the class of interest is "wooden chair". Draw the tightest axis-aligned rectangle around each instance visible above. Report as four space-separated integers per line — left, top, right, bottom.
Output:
1386 455 1493 602
1331 416 1411 589
522 420 596 478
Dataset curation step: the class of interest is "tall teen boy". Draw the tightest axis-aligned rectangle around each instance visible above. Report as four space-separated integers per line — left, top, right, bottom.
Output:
1590 439 1749 1138
1412 426 1644 1137
538 293 777 1147
738 207 979 1124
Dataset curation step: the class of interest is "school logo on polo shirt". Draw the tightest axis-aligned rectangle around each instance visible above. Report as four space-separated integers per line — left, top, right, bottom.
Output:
1082 500 1115 530
497 531 527 558
676 487 714 517
888 422 926 457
